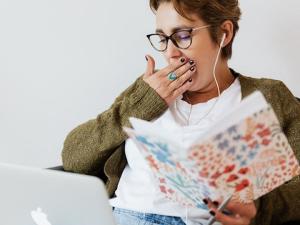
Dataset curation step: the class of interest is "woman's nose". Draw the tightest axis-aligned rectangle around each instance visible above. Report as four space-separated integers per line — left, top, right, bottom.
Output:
164 40 182 61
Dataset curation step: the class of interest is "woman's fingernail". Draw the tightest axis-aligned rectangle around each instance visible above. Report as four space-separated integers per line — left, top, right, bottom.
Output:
190 66 195 71
212 201 219 207
203 199 208 205
189 60 194 65
145 56 148 61
180 58 186 63
209 210 216 216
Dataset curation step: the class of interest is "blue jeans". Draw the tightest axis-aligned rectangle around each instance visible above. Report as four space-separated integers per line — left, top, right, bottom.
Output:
112 207 187 225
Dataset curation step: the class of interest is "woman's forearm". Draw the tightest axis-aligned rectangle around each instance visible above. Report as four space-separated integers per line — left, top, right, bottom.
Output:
61 76 168 175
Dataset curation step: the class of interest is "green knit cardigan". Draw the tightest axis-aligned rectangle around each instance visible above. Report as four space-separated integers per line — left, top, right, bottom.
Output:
62 72 300 225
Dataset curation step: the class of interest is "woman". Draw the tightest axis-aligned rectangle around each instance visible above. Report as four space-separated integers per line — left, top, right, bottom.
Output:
62 0 300 225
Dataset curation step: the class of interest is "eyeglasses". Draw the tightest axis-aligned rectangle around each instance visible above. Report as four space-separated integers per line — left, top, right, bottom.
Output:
146 25 211 52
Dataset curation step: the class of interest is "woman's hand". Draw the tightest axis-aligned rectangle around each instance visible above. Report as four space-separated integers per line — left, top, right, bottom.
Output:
206 199 257 225
143 55 196 106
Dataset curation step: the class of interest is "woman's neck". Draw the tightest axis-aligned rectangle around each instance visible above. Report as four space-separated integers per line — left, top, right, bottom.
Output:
184 67 235 105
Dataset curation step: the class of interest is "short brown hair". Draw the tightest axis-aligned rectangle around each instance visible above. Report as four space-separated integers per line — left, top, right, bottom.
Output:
149 0 241 59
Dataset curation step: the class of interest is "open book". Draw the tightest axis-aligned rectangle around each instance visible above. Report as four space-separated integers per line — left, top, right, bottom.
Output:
123 91 300 209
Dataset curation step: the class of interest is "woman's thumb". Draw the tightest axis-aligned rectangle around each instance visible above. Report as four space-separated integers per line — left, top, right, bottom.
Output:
144 55 155 77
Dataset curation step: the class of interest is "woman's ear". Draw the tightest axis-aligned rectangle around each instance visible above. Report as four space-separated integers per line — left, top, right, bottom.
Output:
220 20 234 47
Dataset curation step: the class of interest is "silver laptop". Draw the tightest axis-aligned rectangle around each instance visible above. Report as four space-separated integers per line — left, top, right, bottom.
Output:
0 163 116 225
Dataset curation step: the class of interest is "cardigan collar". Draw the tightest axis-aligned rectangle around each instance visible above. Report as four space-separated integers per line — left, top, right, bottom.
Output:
230 68 258 99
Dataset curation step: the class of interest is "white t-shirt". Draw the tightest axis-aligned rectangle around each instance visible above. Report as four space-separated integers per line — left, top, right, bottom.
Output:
110 78 242 224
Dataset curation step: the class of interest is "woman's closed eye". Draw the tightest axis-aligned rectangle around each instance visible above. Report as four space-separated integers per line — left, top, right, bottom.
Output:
173 31 191 43
177 33 190 40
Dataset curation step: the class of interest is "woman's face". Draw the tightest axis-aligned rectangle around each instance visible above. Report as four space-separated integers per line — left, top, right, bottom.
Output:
156 2 225 93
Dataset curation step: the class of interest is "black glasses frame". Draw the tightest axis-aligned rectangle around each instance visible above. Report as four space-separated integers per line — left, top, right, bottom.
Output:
146 25 211 52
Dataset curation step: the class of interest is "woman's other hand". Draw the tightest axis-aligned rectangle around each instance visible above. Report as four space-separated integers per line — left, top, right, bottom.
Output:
143 55 196 106
207 199 257 225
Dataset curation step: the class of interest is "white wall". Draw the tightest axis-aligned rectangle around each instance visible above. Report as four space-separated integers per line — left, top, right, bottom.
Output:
0 0 299 168
231 1 300 89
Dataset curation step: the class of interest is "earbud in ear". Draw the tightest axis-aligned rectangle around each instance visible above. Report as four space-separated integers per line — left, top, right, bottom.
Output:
220 33 226 48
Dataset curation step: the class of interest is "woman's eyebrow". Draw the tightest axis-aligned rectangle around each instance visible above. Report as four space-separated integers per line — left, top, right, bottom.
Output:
155 25 191 34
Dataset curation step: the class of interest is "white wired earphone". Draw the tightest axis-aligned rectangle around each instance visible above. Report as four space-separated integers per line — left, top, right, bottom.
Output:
184 33 228 225
220 33 227 47
176 32 227 126
213 32 227 97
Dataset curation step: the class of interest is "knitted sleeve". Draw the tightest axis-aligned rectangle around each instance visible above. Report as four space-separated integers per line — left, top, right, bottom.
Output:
61 76 168 175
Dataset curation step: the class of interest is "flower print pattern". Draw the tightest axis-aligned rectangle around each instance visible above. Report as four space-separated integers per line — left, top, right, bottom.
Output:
125 106 300 206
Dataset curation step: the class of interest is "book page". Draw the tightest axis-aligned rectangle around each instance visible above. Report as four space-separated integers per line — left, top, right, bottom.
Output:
124 91 300 208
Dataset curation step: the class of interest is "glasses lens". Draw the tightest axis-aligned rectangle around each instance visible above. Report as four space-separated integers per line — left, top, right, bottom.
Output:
149 34 167 51
172 31 191 49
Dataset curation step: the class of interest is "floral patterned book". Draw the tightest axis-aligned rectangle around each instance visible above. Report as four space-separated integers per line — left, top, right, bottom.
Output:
123 91 300 208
